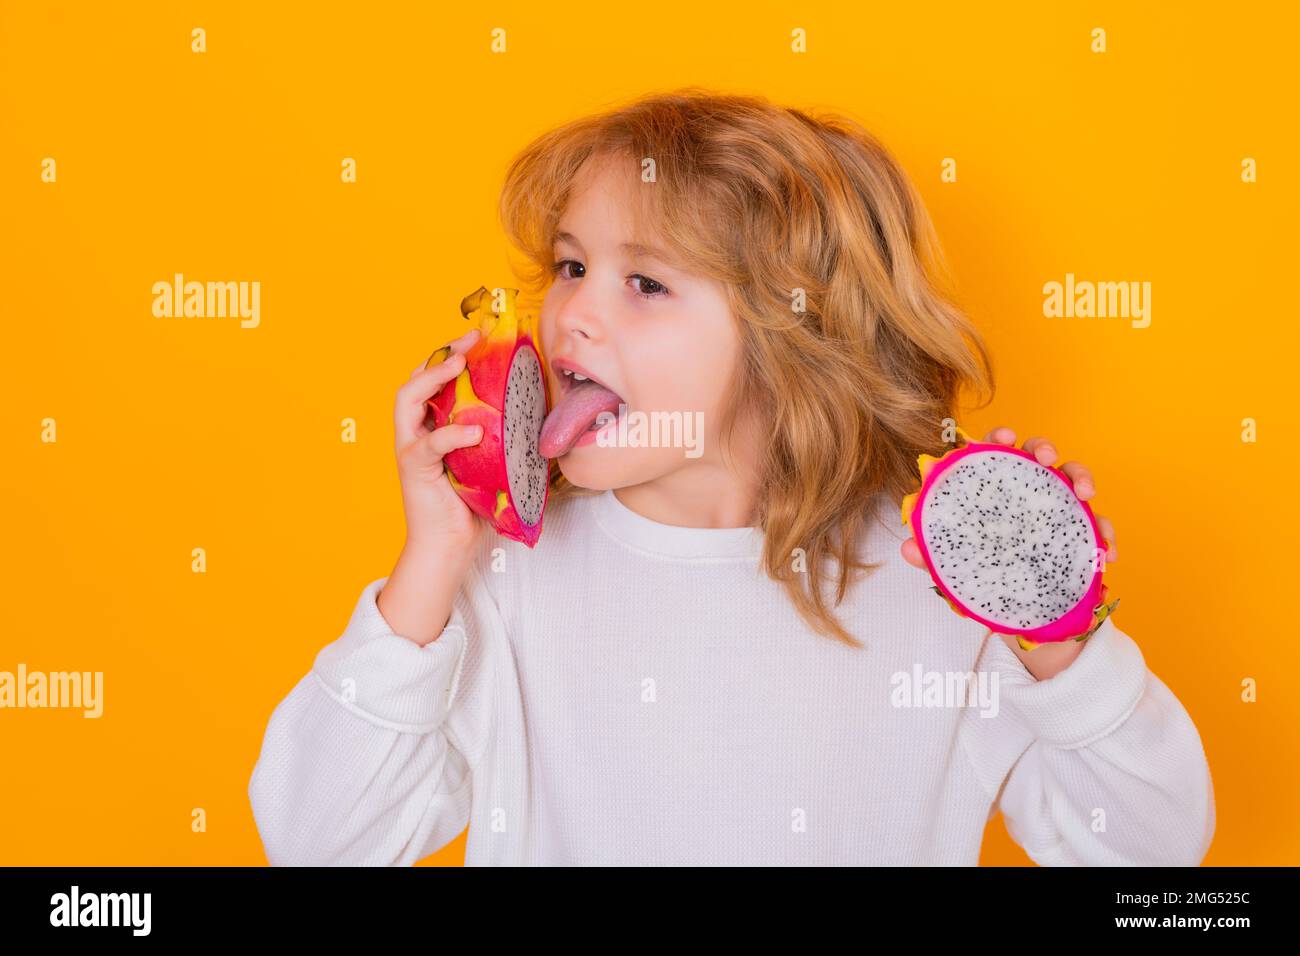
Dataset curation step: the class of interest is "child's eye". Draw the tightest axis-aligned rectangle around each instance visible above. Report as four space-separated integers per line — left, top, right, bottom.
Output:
551 259 584 280
628 273 669 300
551 260 669 301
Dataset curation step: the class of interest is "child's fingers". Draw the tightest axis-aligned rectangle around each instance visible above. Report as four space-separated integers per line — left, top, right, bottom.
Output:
1021 436 1058 466
420 327 482 370
1095 514 1117 562
427 422 483 460
395 352 467 447
397 422 483 475
983 426 1016 445
900 537 927 570
1059 461 1095 499
445 326 481 355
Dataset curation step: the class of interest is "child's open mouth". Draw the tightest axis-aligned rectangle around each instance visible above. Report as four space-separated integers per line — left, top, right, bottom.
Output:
538 363 625 458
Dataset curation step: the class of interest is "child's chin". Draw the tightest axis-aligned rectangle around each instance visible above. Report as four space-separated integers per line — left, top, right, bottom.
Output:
555 447 646 491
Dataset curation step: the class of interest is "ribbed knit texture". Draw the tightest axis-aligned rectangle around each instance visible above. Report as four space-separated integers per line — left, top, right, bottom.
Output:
248 489 1215 866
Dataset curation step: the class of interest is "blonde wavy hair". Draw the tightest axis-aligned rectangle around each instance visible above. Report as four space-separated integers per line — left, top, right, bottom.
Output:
498 87 995 647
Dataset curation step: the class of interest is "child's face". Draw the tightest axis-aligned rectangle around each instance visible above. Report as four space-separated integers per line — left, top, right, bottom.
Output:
539 154 747 492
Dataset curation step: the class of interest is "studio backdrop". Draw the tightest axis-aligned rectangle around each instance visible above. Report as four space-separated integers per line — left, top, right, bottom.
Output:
1 1 1294 865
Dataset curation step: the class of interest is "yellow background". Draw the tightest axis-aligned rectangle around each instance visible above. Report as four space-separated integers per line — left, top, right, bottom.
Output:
1 1 1294 865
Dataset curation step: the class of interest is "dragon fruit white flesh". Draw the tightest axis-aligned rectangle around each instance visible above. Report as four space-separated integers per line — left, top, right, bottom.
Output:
901 429 1120 650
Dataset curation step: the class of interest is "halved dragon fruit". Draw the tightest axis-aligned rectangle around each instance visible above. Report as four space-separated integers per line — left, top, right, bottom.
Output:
900 426 1120 650
425 286 551 547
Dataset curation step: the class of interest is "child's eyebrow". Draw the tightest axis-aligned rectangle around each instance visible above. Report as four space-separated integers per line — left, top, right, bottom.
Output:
554 231 675 268
620 242 674 266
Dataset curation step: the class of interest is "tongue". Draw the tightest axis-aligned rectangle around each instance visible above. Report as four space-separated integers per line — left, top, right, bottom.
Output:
539 380 623 458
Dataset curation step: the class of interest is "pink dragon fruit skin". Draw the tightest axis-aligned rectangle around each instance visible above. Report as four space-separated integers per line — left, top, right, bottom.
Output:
901 434 1118 650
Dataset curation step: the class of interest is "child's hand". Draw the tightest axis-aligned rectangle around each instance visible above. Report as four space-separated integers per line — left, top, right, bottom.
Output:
900 426 1117 569
394 326 486 551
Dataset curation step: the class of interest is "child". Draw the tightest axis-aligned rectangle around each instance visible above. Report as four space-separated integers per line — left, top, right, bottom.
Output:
248 88 1215 866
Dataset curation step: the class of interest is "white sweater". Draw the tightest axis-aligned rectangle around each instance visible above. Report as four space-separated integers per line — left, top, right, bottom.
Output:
248 488 1215 866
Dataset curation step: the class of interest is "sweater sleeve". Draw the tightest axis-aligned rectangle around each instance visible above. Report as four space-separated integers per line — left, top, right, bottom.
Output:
248 562 500 866
957 616 1217 866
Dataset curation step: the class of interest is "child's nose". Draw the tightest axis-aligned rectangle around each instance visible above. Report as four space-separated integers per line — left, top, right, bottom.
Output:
552 290 603 342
